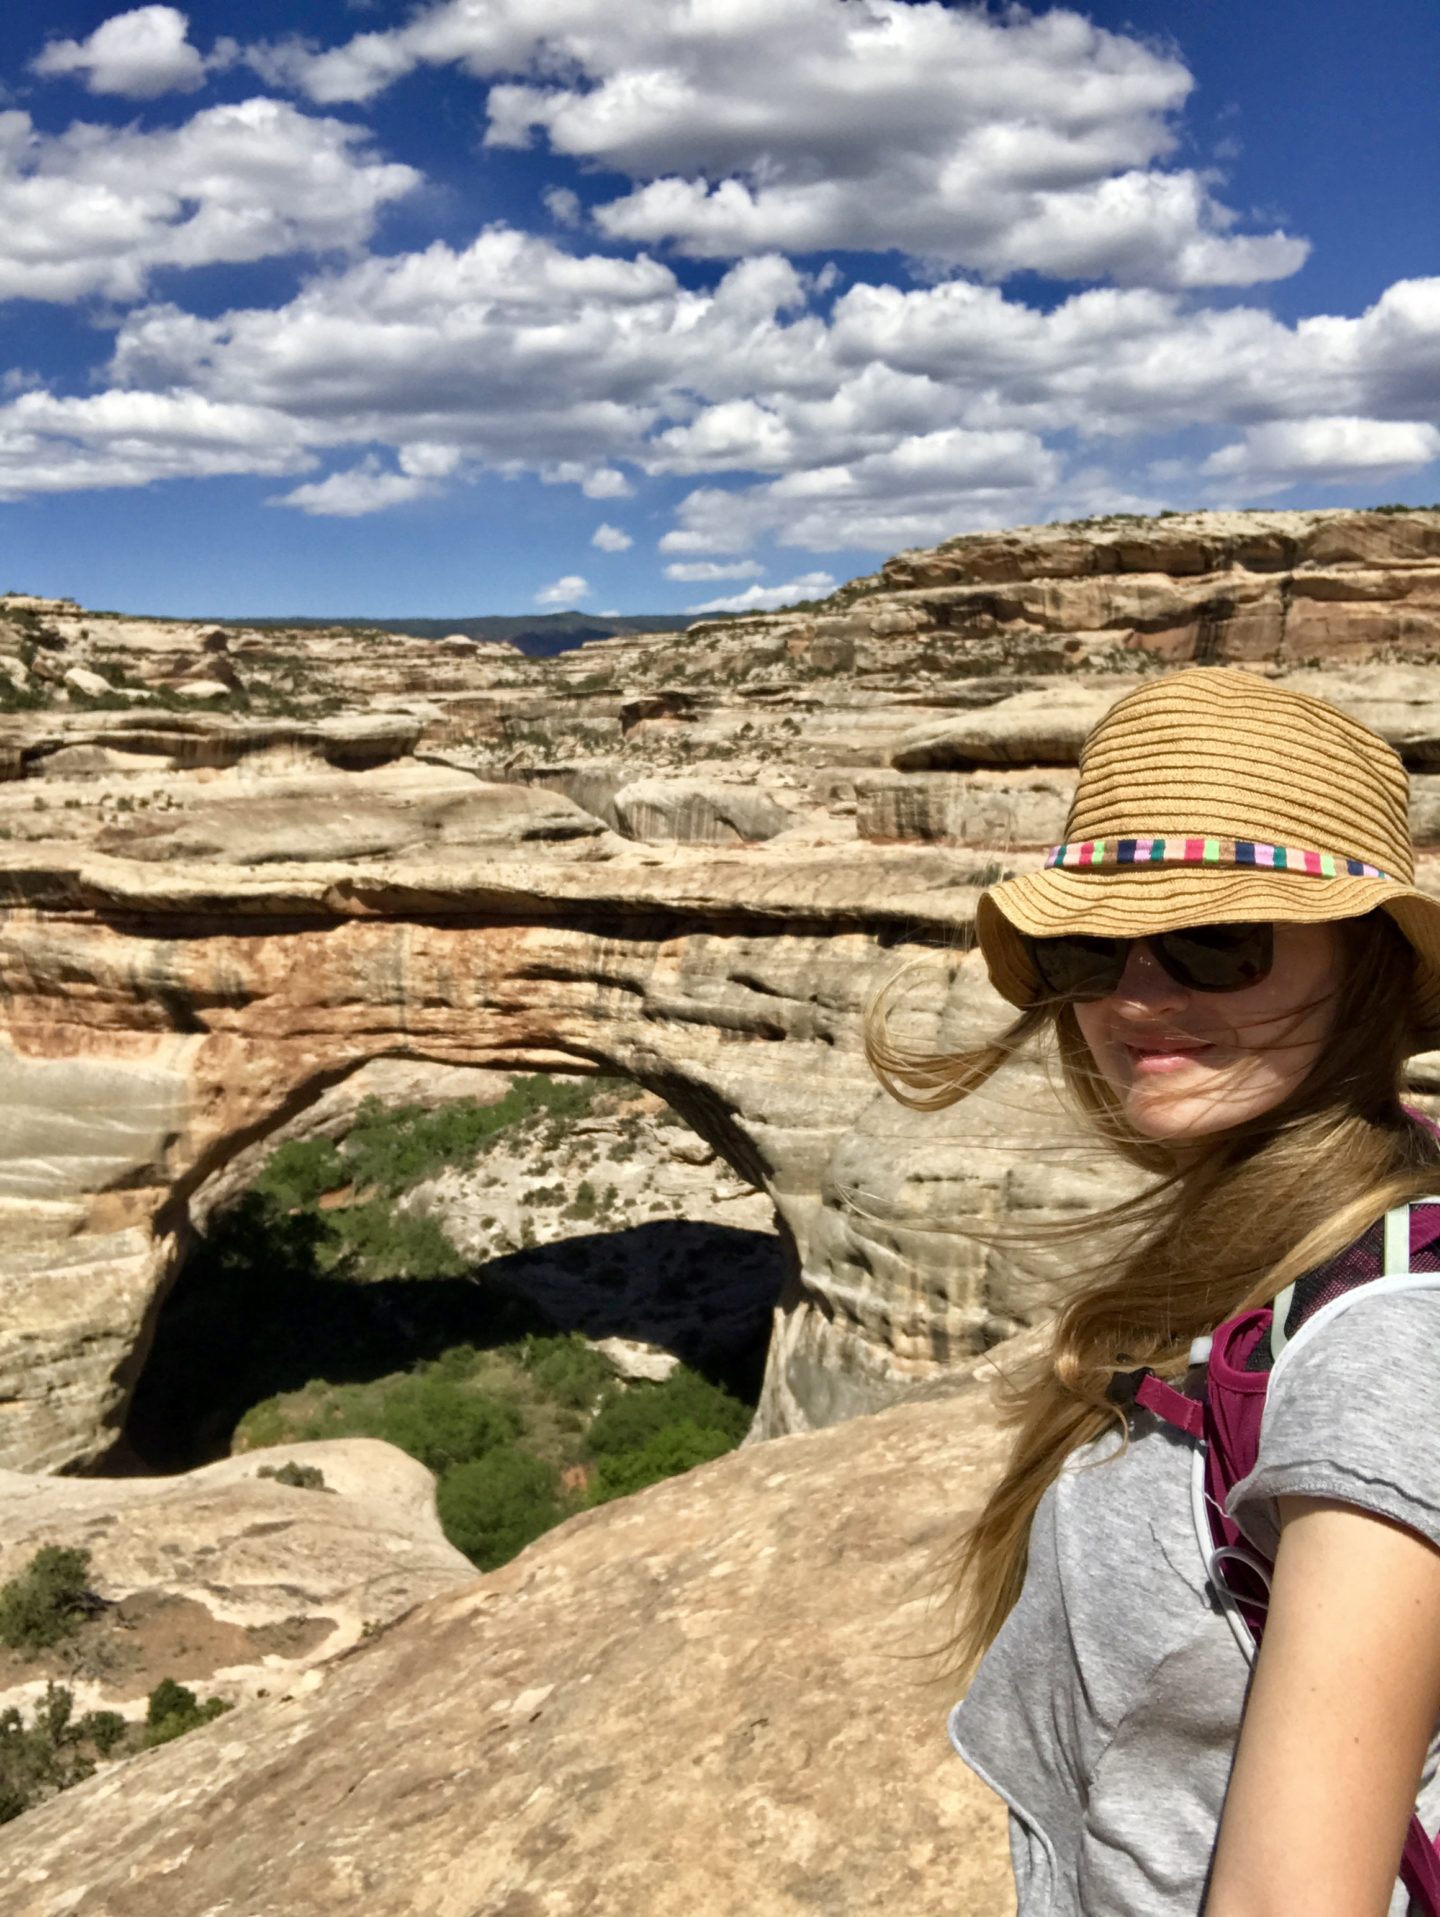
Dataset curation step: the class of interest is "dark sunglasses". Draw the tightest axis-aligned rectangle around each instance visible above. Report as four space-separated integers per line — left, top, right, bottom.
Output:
1020 922 1275 1001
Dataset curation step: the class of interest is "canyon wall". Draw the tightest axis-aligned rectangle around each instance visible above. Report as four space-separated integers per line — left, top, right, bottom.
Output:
5 507 1440 1471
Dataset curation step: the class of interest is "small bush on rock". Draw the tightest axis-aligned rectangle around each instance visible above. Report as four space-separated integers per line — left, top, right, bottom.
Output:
144 1678 232 1749
0 1547 97 1653
0 1684 129 1825
257 1460 329 1491
257 1137 346 1211
326 1202 468 1280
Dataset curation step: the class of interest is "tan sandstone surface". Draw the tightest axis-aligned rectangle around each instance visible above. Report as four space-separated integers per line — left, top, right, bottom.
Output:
0 1439 475 1728
0 1377 1015 1917
5 507 1440 1473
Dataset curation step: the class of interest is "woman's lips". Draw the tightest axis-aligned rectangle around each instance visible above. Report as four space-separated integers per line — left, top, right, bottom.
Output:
1125 1039 1215 1073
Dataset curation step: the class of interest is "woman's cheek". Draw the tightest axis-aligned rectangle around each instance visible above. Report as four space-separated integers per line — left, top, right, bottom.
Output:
1073 1003 1125 1093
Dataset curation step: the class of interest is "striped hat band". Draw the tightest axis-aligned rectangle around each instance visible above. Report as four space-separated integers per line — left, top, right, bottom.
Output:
1044 836 1391 881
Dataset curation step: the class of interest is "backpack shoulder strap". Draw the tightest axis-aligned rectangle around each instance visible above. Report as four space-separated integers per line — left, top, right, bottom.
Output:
1270 1197 1440 1384
1269 1197 1440 1367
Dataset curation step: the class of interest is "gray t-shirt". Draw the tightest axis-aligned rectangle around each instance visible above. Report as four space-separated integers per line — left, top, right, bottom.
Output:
949 1287 1440 1917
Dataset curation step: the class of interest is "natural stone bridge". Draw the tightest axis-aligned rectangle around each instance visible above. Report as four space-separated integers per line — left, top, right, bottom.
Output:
0 833 1074 1472
9 507 1440 1473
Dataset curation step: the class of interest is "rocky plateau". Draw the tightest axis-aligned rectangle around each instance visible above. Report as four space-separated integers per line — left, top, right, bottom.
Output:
0 1368 1015 1917
7 508 1440 1475
8 506 1440 1904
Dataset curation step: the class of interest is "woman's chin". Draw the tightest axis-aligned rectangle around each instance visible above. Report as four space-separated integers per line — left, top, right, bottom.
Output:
1120 1071 1291 1143
1125 1098 1232 1143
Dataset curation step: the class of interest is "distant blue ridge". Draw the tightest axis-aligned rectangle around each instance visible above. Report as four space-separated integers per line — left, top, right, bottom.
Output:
205 611 686 658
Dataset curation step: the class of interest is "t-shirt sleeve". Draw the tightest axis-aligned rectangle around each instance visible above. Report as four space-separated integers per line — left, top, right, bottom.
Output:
1228 1287 1440 1563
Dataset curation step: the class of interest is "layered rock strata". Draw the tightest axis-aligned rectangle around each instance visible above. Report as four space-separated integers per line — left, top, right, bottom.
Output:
5 509 1440 1471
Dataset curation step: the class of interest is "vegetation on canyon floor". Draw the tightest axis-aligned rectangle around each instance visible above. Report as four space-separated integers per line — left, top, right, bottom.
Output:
125 1075 762 1570
237 1340 751 1568
0 1548 232 1824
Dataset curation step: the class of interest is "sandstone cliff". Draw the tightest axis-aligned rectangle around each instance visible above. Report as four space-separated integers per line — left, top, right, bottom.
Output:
4 508 1440 1473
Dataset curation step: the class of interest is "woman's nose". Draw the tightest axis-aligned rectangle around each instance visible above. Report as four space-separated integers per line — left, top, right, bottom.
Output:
1112 939 1188 1010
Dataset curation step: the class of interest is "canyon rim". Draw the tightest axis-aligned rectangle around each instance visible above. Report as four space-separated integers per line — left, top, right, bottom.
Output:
5 507 1440 1907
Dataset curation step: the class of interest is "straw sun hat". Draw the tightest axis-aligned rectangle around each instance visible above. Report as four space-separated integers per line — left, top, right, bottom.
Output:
976 666 1440 1047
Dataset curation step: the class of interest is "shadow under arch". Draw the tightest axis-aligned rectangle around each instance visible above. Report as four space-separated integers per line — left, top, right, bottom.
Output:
110 1061 789 1474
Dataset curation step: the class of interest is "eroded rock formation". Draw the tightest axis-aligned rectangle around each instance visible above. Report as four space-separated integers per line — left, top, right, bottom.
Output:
0 1438 475 1731
0 1377 1015 1917
5 508 1440 1472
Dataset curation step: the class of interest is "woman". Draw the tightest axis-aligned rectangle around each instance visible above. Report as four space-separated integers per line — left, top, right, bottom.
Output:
868 667 1440 1916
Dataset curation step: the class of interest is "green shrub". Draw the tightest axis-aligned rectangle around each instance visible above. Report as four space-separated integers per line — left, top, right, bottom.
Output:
565 1180 598 1221
376 1375 520 1474
429 1343 480 1380
437 1446 561 1569
257 1460 328 1491
255 1137 346 1210
0 1547 95 1653
336 1077 615 1199
144 1678 232 1749
325 1202 467 1280
84 1710 127 1756
585 1368 750 1461
521 1333 613 1411
587 1419 736 1505
0 1684 128 1825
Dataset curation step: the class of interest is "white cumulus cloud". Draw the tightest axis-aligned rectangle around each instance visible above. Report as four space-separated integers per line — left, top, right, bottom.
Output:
1204 417 1440 496
535 573 591 606
580 466 633 499
0 388 312 499
0 98 419 303
662 428 1061 554
591 522 632 551
7 205 1440 532
544 185 583 227
688 571 836 614
32 6 209 99
269 453 439 516
247 0 1305 289
664 559 764 582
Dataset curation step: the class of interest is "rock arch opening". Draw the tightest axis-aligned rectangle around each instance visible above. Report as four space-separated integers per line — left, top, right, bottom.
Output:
113 1060 788 1501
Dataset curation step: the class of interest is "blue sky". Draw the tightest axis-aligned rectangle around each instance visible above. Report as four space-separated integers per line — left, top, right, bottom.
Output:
1 0 1437 618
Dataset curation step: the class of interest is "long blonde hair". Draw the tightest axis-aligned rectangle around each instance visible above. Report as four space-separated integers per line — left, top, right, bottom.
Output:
865 910 1440 1683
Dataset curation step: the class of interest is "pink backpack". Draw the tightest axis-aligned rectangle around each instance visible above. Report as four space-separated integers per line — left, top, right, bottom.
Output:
1132 1200 1440 1912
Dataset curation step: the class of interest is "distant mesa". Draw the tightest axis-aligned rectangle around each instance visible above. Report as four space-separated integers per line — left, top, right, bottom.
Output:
215 609 685 658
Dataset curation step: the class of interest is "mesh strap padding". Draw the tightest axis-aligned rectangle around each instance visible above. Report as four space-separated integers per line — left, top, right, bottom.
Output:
1243 1212 1440 1373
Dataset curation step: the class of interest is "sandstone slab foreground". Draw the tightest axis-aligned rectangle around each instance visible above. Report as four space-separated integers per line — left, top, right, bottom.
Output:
0 1383 1014 1917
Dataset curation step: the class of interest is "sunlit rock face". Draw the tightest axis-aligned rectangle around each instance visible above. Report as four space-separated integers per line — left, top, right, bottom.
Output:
0 827 1024 1470
4 507 1440 1471
0 1438 475 1731
0 1378 1016 1917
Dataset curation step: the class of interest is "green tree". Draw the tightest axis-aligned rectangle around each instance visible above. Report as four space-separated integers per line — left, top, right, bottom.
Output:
0 1547 95 1653
584 1367 750 1460
255 1137 346 1211
377 1375 520 1474
436 1447 561 1569
587 1419 735 1505
522 1333 613 1412
0 1684 116 1825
